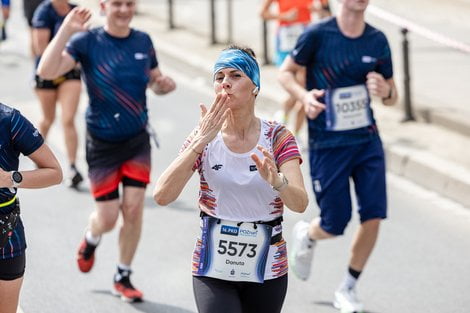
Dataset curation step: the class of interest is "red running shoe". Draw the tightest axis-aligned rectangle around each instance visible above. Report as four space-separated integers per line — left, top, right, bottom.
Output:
113 273 143 302
76 239 97 273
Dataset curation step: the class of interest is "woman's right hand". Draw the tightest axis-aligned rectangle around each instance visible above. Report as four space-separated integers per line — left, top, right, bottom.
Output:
62 7 92 35
193 93 230 150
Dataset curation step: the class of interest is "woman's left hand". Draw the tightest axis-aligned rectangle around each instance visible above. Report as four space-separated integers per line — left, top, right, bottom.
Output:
250 145 282 187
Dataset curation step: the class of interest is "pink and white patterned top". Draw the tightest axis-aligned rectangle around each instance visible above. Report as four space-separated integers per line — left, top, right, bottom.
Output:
181 119 302 280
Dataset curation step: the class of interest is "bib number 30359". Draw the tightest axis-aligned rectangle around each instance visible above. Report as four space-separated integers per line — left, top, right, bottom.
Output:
325 84 372 131
196 217 272 283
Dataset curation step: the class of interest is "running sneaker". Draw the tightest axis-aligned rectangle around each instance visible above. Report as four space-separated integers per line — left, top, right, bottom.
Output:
334 287 364 313
76 239 97 273
289 220 316 281
68 167 83 189
113 271 143 302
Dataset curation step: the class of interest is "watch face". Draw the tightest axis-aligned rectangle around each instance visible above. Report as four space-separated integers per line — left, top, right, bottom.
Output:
12 171 23 183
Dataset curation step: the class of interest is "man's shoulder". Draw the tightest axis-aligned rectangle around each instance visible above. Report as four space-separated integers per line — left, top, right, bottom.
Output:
0 103 16 126
305 17 338 35
0 103 15 115
36 0 51 10
71 27 101 42
37 0 54 14
364 23 388 40
33 0 53 19
129 29 152 42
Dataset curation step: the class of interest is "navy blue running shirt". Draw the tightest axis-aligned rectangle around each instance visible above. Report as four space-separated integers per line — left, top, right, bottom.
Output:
291 17 393 149
0 103 44 259
32 0 77 39
32 0 77 68
66 27 159 142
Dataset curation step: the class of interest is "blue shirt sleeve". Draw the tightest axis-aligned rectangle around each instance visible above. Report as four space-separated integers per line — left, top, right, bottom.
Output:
147 35 159 69
32 2 51 29
10 110 44 156
375 33 393 79
66 31 89 63
291 24 320 67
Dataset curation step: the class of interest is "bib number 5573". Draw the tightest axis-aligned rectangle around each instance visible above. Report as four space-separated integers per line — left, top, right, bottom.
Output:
217 240 257 258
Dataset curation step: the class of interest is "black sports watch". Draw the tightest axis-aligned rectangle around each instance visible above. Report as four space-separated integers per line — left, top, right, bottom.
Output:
10 171 23 188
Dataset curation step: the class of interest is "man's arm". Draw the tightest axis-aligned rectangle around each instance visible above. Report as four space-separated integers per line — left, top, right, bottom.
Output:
37 7 90 79
279 56 309 101
279 56 326 119
148 67 176 95
366 72 398 106
32 28 51 57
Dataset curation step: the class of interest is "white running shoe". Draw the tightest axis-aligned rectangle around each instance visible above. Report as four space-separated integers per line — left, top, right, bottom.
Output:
334 287 364 313
289 220 316 281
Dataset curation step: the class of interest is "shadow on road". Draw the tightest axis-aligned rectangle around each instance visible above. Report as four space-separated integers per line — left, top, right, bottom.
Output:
131 301 196 313
91 289 196 313
313 300 380 313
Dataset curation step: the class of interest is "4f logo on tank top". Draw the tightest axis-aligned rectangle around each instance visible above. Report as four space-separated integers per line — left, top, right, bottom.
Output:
212 164 223 171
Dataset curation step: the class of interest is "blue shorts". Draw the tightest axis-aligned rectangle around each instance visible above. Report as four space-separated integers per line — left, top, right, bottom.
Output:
274 50 289 67
309 137 387 235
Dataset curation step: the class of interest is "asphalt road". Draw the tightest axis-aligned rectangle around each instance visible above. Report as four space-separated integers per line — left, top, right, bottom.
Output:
1 3 470 313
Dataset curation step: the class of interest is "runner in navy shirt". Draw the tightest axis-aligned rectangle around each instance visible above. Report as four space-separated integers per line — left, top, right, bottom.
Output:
1 0 10 40
0 103 62 313
23 0 44 56
37 0 176 302
279 0 398 312
32 0 84 188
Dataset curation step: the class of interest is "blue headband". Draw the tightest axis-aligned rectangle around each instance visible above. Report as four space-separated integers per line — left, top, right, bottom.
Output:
213 49 260 90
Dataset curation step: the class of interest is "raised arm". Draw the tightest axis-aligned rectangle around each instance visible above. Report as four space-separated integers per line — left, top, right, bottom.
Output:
37 7 91 79
153 93 230 205
152 136 203 206
251 146 308 213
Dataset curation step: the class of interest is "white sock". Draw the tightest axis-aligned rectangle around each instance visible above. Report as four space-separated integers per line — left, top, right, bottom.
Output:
339 272 357 291
85 230 101 246
118 263 132 272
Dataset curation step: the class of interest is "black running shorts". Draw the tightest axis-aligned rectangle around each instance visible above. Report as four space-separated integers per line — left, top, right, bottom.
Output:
35 68 81 90
0 254 26 281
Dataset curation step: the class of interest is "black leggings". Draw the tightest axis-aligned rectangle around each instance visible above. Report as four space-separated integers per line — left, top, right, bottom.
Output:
193 275 288 313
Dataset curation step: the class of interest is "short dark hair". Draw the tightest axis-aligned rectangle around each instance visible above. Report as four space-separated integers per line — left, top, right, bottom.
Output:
224 44 257 59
